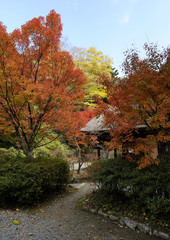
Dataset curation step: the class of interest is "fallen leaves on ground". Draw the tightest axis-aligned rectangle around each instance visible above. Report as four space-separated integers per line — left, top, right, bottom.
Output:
12 220 20 225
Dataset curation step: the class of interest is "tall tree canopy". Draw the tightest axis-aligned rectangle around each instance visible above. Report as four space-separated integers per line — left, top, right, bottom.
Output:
99 43 170 168
0 10 86 159
71 47 113 107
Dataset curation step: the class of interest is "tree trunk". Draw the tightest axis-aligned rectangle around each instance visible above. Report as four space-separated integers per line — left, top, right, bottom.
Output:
114 148 117 159
97 147 101 159
77 161 83 174
23 149 35 161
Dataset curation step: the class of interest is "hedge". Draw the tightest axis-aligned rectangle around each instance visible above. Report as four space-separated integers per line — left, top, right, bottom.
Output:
87 156 170 218
0 151 70 205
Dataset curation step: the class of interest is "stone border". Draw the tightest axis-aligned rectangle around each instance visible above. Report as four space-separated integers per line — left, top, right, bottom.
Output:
82 206 169 239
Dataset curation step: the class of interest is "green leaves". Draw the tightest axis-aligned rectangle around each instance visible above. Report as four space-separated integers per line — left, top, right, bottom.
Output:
87 156 170 220
0 153 70 206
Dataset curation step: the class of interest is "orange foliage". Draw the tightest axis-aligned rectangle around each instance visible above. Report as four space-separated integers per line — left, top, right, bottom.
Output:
98 43 170 168
0 11 86 157
65 109 96 148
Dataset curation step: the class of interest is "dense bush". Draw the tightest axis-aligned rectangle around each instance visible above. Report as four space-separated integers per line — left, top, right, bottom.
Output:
0 152 70 206
0 147 26 162
87 157 137 194
87 156 170 218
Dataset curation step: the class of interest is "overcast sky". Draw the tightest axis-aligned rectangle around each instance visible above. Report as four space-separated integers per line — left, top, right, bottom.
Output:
0 0 170 75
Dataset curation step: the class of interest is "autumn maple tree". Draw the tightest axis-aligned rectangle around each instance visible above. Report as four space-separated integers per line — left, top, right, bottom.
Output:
65 109 96 173
99 43 170 167
0 10 86 159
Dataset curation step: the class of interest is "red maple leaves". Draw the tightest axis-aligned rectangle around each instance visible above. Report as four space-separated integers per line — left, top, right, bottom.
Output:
98 43 170 167
0 10 86 158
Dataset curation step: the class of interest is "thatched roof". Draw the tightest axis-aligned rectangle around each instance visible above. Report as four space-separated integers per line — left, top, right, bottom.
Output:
81 115 111 133
81 114 147 134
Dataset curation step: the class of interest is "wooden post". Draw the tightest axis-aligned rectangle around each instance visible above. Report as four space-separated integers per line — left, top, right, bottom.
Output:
114 148 117 159
97 147 101 159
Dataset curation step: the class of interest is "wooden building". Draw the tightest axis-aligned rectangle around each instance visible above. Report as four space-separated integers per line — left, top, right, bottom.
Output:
81 115 170 159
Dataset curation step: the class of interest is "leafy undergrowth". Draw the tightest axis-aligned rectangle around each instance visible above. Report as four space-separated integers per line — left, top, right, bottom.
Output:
80 189 169 234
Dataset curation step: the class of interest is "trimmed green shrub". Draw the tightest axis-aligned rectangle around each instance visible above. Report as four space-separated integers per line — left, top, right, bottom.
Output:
87 156 170 218
0 154 70 206
87 157 137 194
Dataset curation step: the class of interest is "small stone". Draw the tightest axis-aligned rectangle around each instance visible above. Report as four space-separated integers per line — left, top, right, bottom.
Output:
109 215 119 222
122 217 138 230
138 223 152 235
98 211 108 217
153 230 169 239
89 209 97 214
119 218 126 226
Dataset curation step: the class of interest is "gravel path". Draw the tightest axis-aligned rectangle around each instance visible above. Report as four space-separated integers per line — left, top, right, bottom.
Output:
0 182 161 240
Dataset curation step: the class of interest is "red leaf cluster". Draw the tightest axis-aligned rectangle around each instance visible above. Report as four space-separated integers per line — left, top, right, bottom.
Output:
0 10 86 157
98 43 170 168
